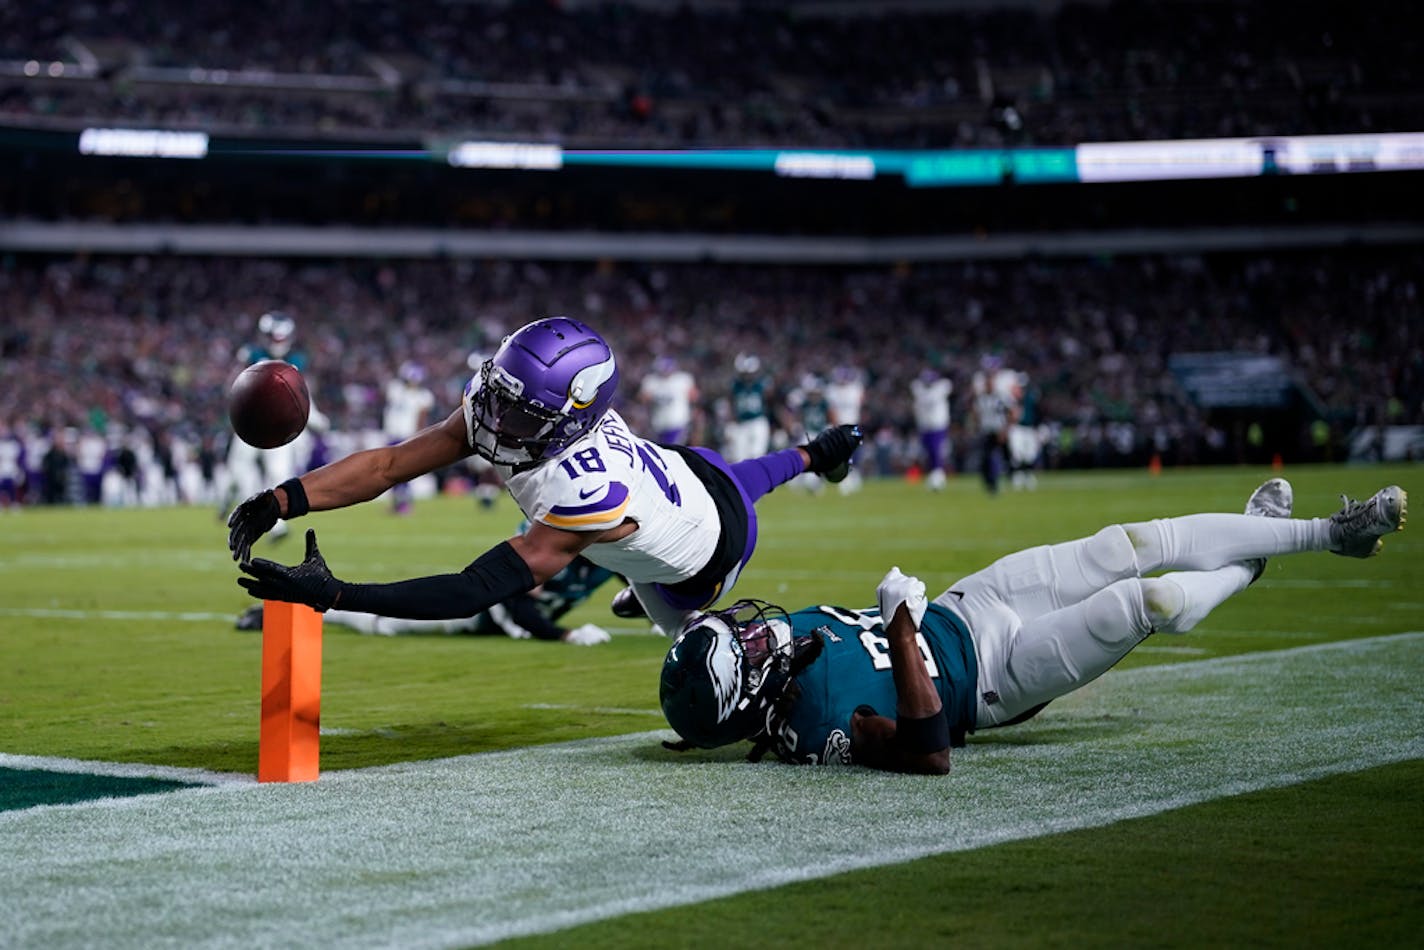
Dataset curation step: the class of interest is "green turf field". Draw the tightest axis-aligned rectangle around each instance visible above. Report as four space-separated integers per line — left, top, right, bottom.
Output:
1 463 1420 947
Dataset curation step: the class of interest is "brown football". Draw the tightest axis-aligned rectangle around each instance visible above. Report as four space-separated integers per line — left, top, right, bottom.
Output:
228 360 311 449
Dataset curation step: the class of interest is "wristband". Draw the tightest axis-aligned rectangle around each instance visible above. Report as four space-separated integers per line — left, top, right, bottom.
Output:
278 478 310 519
893 709 950 754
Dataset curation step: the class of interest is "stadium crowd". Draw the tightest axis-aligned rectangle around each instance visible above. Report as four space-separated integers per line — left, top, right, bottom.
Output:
0 0 1417 148
1 247 1419 507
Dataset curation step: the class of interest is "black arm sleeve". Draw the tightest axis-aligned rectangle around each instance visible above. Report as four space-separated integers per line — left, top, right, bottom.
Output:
336 541 536 620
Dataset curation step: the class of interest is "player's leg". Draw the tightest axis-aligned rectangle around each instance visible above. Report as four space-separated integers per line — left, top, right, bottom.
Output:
324 607 471 636
1121 490 1408 572
935 522 1143 629
624 581 697 637
970 576 1151 726
973 565 1248 726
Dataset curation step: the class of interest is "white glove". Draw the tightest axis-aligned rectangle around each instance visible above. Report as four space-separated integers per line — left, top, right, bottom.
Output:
563 623 612 646
876 566 927 631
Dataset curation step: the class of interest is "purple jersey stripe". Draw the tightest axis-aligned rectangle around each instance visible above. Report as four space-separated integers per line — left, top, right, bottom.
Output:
549 481 630 518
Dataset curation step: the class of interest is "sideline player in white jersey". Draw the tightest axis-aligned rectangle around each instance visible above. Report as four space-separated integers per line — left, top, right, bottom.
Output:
910 367 954 491
383 361 437 515
0 417 24 509
639 355 699 444
825 364 867 494
228 318 862 637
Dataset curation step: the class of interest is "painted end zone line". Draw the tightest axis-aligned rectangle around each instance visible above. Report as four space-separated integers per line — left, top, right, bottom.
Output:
0 753 251 788
1 633 1420 950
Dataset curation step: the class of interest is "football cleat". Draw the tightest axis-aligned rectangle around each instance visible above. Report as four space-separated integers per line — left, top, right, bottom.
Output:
1243 477 1293 584
1329 485 1407 558
802 424 862 484
611 587 648 619
235 603 264 631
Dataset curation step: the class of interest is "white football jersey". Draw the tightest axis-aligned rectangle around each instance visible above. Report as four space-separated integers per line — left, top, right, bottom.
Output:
639 371 696 431
500 410 720 583
911 376 953 432
825 380 864 425
383 380 436 440
0 435 22 480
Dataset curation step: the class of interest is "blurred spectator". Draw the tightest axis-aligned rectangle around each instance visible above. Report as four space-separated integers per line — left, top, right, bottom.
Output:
0 247 1419 506
0 1 1417 148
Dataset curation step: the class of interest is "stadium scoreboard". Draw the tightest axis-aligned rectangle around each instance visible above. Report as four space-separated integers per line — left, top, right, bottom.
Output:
6 123 1422 189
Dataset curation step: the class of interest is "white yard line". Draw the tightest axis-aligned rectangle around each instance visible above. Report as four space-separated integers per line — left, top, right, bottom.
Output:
1 633 1420 950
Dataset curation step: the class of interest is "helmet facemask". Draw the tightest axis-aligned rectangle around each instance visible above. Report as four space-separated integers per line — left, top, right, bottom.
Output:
660 599 796 749
463 318 619 467
467 360 565 465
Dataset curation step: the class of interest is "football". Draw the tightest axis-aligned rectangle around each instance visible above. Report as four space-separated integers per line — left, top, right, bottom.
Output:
228 360 311 449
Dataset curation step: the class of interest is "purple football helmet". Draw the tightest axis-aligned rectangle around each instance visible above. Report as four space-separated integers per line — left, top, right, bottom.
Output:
464 317 619 465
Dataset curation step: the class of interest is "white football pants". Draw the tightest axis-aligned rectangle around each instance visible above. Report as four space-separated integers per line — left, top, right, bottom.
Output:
934 513 1334 727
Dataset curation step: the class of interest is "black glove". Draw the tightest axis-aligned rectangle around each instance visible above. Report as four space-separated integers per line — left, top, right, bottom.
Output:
227 489 280 563
238 529 345 612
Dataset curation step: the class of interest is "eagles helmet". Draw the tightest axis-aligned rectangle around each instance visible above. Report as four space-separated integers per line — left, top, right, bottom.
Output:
659 600 799 749
464 317 619 466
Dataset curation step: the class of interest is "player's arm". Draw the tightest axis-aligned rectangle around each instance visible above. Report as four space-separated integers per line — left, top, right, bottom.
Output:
850 569 951 776
228 408 471 562
285 408 471 514
237 518 611 621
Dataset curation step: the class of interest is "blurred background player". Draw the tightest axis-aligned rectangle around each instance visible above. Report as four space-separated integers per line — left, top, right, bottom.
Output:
238 521 617 645
724 353 772 464
218 311 306 541
1004 370 1043 491
0 418 24 509
785 373 832 494
462 349 505 511
970 357 1014 495
638 355 699 444
910 366 954 491
825 363 867 494
383 360 437 515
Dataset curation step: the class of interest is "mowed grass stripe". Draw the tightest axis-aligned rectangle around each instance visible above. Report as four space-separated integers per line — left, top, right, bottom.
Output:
3 634 1419 950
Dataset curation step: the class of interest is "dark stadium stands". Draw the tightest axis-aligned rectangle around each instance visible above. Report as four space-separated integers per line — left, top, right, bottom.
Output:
2 247 1419 504
1 0 1419 147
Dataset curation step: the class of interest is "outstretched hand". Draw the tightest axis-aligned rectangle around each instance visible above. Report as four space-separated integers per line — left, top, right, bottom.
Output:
876 566 927 631
238 529 345 612
227 489 280 563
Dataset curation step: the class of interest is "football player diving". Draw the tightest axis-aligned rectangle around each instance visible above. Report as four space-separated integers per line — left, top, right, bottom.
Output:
658 478 1406 774
228 317 862 636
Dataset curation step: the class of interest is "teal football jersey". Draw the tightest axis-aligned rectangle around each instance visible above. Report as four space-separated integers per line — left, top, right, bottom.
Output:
799 395 831 436
732 377 769 422
768 603 978 765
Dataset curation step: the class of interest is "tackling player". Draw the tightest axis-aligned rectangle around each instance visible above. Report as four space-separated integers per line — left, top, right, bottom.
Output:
658 478 1406 774
228 317 862 637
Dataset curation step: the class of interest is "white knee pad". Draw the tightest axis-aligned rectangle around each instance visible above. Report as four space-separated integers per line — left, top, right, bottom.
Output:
1080 524 1138 581
1081 579 1153 652
1140 577 1188 633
